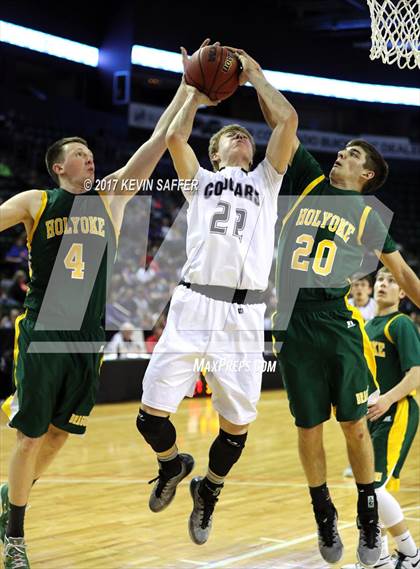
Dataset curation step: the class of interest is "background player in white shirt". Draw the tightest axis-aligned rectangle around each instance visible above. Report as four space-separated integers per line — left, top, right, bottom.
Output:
348 274 377 322
136 51 298 544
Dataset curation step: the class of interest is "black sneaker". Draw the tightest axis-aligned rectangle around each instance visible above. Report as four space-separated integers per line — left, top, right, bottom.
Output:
357 515 381 567
188 477 222 545
314 507 344 564
148 453 194 512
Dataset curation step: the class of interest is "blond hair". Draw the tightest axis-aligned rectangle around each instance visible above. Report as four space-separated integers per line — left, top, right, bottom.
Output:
208 124 256 171
376 266 393 278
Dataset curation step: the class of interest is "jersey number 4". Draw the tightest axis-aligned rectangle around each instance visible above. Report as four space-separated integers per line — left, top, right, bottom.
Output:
291 234 337 276
210 201 247 242
64 243 85 279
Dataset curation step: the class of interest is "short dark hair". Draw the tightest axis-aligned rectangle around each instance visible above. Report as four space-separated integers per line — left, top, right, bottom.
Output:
345 139 389 194
351 272 373 287
45 137 88 184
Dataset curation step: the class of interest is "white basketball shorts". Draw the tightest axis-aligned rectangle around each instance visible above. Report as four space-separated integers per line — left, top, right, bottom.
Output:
141 284 266 425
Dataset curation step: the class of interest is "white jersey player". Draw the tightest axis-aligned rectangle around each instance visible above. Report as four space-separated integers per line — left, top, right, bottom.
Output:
183 160 280 290
136 49 298 545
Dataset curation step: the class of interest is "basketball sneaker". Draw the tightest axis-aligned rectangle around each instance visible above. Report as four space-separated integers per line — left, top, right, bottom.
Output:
3 536 30 568
314 507 344 563
188 476 221 545
395 548 420 568
148 453 194 513
357 515 382 567
341 554 397 568
0 483 10 544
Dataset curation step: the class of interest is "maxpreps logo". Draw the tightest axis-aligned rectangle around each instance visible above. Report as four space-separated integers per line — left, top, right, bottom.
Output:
193 358 276 373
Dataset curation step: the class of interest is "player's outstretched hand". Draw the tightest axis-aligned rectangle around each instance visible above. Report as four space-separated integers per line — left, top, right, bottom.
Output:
367 394 392 421
224 47 263 85
180 39 221 77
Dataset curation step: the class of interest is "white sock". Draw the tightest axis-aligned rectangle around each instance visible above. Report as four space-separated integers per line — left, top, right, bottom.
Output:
395 530 417 556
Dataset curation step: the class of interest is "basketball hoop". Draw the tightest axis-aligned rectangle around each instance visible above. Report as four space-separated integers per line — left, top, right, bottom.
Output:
366 0 420 70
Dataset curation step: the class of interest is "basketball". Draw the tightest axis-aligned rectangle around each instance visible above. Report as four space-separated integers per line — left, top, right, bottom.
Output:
185 45 240 101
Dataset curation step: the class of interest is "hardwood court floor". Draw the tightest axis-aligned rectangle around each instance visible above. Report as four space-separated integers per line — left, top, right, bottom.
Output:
1 390 419 569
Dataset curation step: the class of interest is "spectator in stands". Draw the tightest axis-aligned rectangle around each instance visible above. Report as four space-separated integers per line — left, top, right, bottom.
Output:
0 308 22 329
348 273 376 322
8 270 28 305
106 290 131 330
4 234 28 268
136 254 159 283
105 321 145 359
118 287 139 321
0 285 19 310
121 260 138 286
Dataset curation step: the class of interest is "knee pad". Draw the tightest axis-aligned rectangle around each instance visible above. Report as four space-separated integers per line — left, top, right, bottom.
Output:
209 429 248 477
375 485 404 528
220 429 248 450
136 409 176 453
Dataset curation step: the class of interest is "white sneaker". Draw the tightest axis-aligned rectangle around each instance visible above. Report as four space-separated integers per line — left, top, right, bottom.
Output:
395 548 420 569
342 555 396 568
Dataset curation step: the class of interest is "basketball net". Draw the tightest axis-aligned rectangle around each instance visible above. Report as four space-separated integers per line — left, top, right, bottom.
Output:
366 0 420 69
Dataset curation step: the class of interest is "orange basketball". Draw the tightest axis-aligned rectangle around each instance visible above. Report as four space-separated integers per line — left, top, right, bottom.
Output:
185 45 240 101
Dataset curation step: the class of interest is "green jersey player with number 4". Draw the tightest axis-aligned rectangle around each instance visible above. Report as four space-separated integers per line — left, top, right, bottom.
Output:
0 40 210 569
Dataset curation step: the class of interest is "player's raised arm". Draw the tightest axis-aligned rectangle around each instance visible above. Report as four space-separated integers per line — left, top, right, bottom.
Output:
102 78 189 206
235 50 298 174
103 40 216 207
379 250 420 307
0 190 43 234
166 86 218 180
259 93 300 167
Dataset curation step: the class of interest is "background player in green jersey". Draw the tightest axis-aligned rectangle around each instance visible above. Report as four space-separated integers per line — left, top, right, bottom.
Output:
0 41 211 569
344 266 420 569
254 82 420 567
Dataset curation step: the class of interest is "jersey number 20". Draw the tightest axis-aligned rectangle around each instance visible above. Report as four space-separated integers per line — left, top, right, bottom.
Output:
291 234 337 276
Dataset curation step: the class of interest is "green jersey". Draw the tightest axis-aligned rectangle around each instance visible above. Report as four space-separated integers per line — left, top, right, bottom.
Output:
24 188 117 330
274 144 397 314
366 312 420 395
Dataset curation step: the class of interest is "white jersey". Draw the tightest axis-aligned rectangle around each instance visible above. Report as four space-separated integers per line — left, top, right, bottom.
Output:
182 158 284 290
348 296 377 321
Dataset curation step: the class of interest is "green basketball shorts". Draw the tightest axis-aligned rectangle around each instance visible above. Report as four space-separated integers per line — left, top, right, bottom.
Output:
370 395 419 490
1 310 105 437
273 298 377 428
